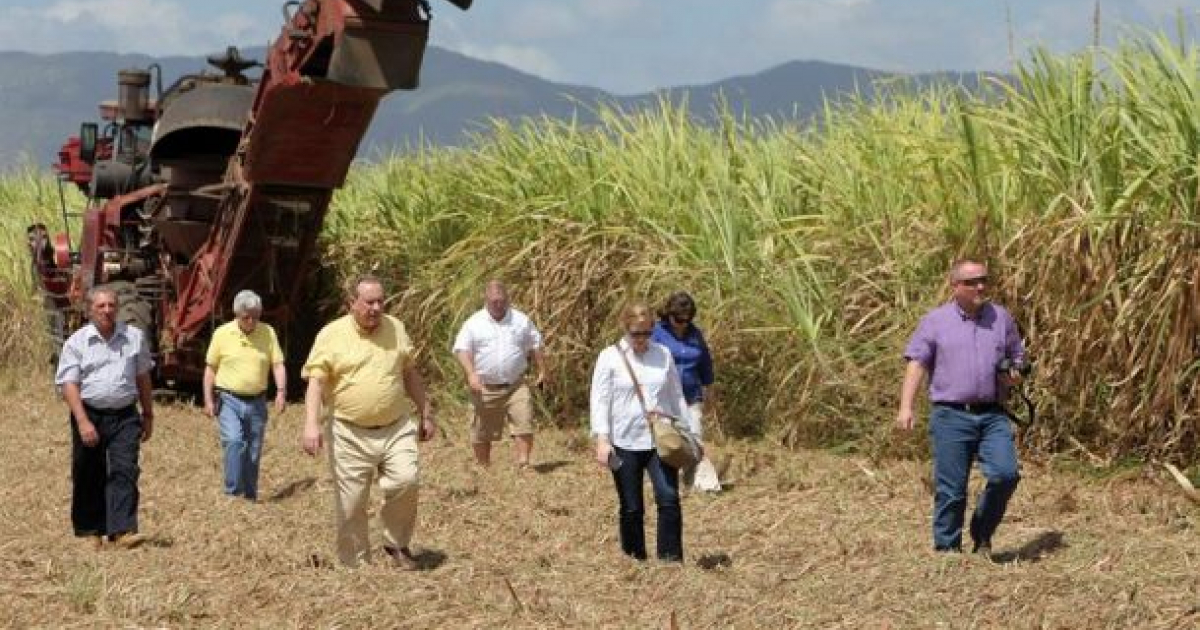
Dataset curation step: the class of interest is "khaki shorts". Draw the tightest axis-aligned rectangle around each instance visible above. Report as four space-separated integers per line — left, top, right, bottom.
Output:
470 382 534 443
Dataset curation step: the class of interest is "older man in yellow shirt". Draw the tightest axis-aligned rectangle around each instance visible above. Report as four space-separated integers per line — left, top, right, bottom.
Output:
203 290 286 501
302 275 436 569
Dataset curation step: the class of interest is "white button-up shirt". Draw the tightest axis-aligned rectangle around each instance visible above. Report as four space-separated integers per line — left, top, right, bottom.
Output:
452 307 543 385
55 322 154 409
590 339 699 450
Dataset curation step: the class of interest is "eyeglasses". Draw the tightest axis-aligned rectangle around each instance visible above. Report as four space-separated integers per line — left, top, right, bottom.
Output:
959 276 989 287
628 330 652 338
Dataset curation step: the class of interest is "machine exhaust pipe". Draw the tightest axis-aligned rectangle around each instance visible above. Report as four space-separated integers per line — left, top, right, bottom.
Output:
117 69 152 122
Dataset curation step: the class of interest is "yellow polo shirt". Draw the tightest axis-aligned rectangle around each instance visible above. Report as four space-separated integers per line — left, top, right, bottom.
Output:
205 320 283 395
302 314 414 427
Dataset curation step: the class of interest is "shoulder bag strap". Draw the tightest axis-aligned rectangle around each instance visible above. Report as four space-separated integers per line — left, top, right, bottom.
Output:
615 341 657 446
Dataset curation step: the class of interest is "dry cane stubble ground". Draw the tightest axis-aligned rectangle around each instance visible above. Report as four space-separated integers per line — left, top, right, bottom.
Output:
0 371 1197 629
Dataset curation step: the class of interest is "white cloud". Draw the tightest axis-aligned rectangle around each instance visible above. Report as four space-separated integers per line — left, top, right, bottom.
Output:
426 0 1199 92
756 0 935 72
0 0 272 56
45 0 182 25
490 0 655 42
3 0 1194 95
501 3 584 40
765 0 874 31
214 13 270 48
457 43 564 82
43 0 190 53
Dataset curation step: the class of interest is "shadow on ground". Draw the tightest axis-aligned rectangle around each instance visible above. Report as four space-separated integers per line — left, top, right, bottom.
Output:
301 547 449 571
144 534 175 549
532 460 571 474
412 547 448 570
696 552 733 570
268 477 317 502
993 530 1067 564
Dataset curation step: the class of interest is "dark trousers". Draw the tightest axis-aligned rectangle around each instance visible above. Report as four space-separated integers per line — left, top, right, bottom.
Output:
70 404 142 538
610 446 683 561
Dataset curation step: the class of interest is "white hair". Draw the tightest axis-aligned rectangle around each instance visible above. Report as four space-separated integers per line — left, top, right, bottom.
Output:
87 284 119 306
232 290 262 315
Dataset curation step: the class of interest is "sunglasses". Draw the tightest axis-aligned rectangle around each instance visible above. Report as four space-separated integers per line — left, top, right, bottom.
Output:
959 276 989 287
628 330 652 338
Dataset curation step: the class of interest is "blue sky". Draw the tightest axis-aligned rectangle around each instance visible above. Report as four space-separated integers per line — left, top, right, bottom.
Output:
2 0 1196 94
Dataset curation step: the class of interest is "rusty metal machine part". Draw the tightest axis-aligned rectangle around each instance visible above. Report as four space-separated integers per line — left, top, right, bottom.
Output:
31 0 473 388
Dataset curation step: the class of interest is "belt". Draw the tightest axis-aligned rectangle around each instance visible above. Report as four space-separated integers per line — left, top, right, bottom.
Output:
217 388 265 401
482 383 512 390
334 417 400 430
82 402 138 416
934 402 1004 415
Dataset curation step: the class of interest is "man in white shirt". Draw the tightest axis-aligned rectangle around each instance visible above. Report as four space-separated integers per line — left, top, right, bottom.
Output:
453 280 547 467
55 285 155 550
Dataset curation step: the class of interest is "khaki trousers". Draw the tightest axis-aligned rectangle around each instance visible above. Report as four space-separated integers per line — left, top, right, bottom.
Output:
471 382 534 443
327 418 420 567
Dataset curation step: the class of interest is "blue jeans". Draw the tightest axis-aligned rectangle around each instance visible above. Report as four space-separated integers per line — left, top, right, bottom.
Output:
217 391 268 499
610 447 683 561
928 405 1021 551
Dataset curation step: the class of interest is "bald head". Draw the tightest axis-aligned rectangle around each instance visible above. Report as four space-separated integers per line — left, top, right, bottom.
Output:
484 280 509 321
949 259 990 315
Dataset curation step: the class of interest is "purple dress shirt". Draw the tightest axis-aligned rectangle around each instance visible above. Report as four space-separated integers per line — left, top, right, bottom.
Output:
903 301 1025 404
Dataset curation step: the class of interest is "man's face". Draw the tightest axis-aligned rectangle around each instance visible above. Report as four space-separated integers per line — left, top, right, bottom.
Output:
485 287 509 321
951 263 990 311
236 310 260 334
90 290 117 331
350 281 385 331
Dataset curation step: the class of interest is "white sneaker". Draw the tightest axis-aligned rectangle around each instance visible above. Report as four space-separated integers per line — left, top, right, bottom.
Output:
692 458 722 493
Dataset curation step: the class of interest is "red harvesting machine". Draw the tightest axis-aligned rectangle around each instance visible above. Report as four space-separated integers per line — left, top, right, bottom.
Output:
28 0 471 389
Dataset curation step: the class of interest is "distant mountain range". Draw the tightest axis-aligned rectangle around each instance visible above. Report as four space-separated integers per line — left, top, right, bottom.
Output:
0 46 990 170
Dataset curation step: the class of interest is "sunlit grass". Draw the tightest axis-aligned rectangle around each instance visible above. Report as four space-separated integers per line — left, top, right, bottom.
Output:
3 33 1198 461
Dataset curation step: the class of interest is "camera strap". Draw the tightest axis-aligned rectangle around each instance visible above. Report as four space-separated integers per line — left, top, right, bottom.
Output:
1005 386 1036 427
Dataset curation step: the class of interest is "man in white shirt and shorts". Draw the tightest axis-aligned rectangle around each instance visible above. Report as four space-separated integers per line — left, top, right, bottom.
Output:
453 280 547 467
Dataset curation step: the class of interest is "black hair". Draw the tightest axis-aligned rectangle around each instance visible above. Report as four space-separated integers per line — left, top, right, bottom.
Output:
657 291 696 321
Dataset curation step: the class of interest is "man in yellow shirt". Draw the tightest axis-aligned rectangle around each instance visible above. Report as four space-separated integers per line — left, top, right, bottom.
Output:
302 275 436 569
203 290 286 501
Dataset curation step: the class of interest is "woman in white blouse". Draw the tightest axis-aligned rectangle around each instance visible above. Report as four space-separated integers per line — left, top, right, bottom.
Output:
590 302 702 562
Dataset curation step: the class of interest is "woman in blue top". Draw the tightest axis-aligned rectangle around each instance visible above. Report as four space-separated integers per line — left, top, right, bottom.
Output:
651 291 721 492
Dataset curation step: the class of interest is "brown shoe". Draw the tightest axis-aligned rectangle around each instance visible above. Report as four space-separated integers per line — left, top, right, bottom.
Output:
384 546 418 571
111 532 147 550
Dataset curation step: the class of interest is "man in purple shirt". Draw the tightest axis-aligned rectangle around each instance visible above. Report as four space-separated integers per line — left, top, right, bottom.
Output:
897 259 1026 556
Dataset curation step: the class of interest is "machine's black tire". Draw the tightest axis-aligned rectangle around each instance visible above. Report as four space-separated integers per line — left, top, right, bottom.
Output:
110 281 154 338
